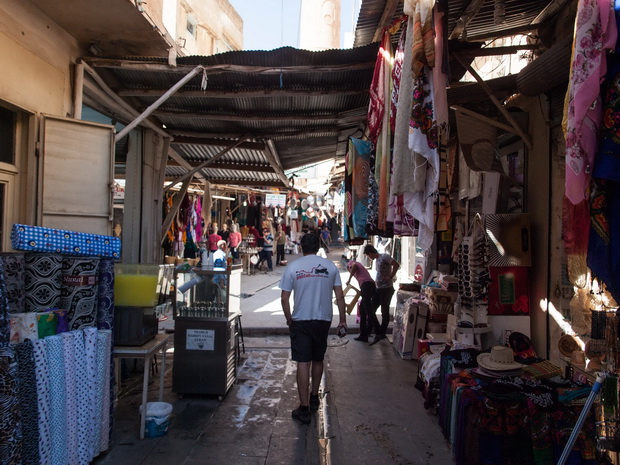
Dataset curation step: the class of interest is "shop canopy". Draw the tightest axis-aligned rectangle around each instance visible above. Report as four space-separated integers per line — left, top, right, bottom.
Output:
78 0 565 191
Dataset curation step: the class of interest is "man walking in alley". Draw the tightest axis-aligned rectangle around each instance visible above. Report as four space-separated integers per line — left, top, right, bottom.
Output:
364 244 400 345
280 233 347 424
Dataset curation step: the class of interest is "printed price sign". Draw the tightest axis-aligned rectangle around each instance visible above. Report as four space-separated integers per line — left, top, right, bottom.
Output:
186 329 215 351
265 193 286 208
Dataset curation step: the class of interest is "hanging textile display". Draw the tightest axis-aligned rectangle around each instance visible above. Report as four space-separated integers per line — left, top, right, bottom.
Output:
391 15 416 197
588 179 620 303
344 138 371 242
367 30 393 234
32 339 51 465
0 253 25 314
563 0 617 205
46 334 68 465
61 257 100 331
24 254 63 313
96 330 112 453
15 339 40 465
0 346 21 465
96 258 114 331
388 6 441 250
0 260 9 347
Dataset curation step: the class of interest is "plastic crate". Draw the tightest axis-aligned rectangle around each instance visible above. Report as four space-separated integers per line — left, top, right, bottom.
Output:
113 306 158 346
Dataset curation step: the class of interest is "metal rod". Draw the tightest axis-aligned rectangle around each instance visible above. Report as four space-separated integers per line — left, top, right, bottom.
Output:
115 65 204 142
557 373 606 465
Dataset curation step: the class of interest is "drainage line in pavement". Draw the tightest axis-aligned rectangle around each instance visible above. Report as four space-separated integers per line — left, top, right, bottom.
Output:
317 375 333 465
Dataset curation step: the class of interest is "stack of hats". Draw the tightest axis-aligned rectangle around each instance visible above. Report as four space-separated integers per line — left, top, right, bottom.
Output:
475 345 524 377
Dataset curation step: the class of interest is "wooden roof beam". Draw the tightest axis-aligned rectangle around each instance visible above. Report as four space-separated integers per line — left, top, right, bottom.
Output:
371 0 401 42
449 0 486 40
453 53 532 149
264 140 291 187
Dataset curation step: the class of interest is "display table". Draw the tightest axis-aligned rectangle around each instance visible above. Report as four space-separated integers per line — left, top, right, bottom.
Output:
113 334 172 439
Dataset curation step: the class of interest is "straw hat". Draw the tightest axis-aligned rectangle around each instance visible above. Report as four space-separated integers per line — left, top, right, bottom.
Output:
477 346 524 372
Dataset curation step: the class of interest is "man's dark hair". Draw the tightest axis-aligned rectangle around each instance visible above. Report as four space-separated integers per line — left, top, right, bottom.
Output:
301 233 320 254
363 245 378 255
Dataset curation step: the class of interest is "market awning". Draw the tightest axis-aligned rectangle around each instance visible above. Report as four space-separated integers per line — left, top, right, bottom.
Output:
80 44 380 189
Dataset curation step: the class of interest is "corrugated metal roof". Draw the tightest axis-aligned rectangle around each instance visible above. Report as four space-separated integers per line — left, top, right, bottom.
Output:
355 0 553 47
83 1 560 191
84 44 379 188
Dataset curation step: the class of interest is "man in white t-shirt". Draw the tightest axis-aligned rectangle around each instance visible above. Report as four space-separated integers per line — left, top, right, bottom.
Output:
280 233 346 425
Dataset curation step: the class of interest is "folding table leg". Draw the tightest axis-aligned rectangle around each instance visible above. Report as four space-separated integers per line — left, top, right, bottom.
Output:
140 355 151 440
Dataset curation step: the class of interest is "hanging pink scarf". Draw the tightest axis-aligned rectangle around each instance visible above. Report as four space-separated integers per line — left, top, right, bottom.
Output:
564 0 617 204
367 32 391 144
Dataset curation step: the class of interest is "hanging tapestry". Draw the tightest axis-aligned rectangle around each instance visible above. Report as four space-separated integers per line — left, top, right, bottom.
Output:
96 258 114 331
15 339 40 465
588 178 620 303
344 138 371 242
410 0 435 77
563 0 617 204
391 16 416 197
24 254 63 313
0 253 24 313
61 257 100 331
367 32 391 144
594 55 620 180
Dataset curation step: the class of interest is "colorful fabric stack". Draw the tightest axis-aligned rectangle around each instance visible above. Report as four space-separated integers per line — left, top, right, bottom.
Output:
11 224 121 258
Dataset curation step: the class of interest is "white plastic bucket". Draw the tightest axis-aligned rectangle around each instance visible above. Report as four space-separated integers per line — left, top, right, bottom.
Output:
142 402 172 437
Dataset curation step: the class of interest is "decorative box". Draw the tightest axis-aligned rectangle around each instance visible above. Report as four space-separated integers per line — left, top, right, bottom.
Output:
11 224 121 258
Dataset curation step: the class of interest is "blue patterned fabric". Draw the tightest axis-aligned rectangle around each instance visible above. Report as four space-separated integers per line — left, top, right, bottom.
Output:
11 224 121 258
32 339 52 465
0 260 11 347
73 331 92 464
61 257 100 331
45 335 67 465
96 259 115 331
83 328 98 459
0 346 21 465
14 339 40 465
24 254 63 313
0 253 25 314
96 330 112 453
61 332 78 465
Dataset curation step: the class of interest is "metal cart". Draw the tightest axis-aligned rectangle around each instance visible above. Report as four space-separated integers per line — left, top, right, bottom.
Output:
172 265 242 397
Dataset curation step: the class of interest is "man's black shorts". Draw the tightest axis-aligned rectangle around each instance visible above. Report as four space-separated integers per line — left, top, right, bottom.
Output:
289 320 331 362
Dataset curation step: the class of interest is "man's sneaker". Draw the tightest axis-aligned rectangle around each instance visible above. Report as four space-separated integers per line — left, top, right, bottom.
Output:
292 407 311 424
309 394 320 411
